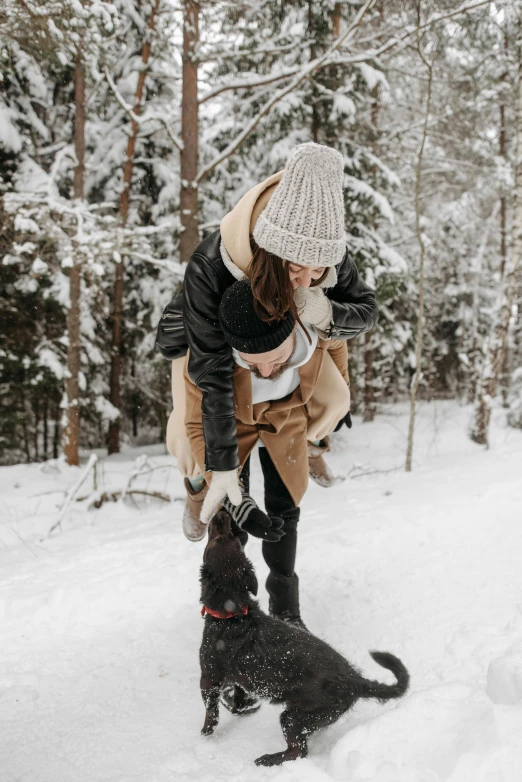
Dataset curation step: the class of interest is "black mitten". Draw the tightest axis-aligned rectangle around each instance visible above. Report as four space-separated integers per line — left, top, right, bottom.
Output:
334 411 352 432
222 493 285 542
242 512 285 542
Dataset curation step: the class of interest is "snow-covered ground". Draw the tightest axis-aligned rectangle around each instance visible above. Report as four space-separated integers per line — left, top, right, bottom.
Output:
1 401 522 782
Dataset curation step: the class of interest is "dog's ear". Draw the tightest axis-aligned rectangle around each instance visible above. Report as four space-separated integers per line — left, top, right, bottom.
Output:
244 564 258 596
199 563 215 602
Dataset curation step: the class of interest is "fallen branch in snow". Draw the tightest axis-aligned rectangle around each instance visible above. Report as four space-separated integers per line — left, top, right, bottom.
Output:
121 454 153 500
46 455 180 519
348 465 403 479
77 458 179 509
30 488 68 498
49 454 98 535
81 489 181 509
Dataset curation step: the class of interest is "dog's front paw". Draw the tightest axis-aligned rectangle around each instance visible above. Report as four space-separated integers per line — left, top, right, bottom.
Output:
201 724 215 736
201 712 218 736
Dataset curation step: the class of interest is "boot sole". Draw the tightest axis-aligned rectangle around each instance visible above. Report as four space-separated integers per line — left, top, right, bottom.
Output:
182 522 207 542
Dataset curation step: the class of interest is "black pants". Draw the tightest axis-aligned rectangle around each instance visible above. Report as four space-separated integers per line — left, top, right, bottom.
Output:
233 448 300 579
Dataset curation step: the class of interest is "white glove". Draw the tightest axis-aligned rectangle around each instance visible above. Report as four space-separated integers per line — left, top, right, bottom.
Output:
293 286 333 331
200 469 242 525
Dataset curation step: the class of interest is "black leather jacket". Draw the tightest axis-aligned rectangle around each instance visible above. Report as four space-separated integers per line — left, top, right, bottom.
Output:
156 229 378 472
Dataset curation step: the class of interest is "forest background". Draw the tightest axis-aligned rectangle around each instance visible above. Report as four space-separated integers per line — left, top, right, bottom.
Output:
1 0 520 467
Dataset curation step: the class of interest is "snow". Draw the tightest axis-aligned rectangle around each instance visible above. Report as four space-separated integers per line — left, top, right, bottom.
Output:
12 158 57 196
345 174 395 224
330 93 356 122
94 395 121 421
31 257 49 274
1 401 522 781
0 105 22 152
487 648 522 705
14 214 40 233
37 347 65 380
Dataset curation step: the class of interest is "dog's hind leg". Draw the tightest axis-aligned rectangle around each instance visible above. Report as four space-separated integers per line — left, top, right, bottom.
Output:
255 709 306 766
254 705 347 767
201 677 221 735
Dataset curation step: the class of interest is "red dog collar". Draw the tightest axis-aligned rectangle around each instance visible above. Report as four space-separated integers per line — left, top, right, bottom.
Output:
201 605 249 619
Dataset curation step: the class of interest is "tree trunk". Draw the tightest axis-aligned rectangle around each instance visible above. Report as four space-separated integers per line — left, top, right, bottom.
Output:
467 204 499 404
499 24 509 279
43 396 48 460
332 2 341 37
53 406 60 459
499 24 510 407
470 15 522 446
348 337 359 414
363 331 376 422
405 26 433 472
500 103 507 280
20 382 31 462
179 0 200 264
107 0 161 455
64 47 85 467
308 0 320 143
33 395 39 461
363 70 381 424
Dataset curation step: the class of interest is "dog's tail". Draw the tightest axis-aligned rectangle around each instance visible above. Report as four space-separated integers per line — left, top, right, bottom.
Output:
359 651 409 703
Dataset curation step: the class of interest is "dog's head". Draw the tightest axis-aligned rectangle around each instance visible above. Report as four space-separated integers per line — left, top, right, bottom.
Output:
200 511 258 609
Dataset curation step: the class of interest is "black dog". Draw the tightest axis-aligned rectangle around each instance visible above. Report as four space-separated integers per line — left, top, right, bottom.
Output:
199 511 410 767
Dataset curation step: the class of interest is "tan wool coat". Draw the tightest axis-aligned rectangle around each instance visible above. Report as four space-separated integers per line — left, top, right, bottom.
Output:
165 168 351 480
183 339 350 507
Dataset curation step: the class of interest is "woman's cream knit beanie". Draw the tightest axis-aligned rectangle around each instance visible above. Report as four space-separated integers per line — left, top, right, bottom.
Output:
253 142 346 279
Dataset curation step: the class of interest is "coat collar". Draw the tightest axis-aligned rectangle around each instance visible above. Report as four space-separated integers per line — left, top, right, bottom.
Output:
232 341 326 426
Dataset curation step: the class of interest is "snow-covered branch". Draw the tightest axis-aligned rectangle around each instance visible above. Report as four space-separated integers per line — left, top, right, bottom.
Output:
196 0 377 182
126 251 185 280
104 66 183 150
199 0 493 109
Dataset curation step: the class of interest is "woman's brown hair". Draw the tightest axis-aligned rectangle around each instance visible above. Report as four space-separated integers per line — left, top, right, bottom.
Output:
248 235 328 327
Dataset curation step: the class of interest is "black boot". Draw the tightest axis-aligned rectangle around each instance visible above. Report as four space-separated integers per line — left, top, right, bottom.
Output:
266 571 308 631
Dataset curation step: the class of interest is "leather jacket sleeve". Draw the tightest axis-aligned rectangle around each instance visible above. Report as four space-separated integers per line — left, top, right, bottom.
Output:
155 234 377 475
155 289 187 360
182 251 240 473
325 251 378 338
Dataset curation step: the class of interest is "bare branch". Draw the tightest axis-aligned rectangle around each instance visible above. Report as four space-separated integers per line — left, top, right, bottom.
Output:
104 67 183 150
104 67 143 124
197 38 312 65
49 454 98 534
199 66 303 105
196 0 377 182
126 250 186 280
83 489 175 508
199 51 384 105
200 0 492 108
405 6 434 473
379 0 497 62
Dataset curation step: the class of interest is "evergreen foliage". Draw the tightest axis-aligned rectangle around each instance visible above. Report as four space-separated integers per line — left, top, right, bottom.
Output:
0 0 519 464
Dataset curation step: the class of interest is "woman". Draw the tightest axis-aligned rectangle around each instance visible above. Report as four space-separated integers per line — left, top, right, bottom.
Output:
156 142 378 539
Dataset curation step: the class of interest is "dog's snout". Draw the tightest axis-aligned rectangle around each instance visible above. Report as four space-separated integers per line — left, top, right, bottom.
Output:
209 510 233 539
